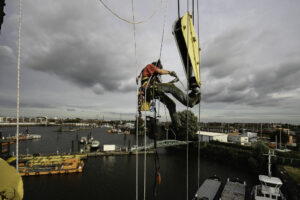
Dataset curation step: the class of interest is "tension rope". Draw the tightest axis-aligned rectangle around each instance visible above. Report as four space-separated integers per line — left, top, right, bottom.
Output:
129 0 168 199
99 0 162 25
153 1 168 199
131 0 139 199
185 0 190 199
16 0 23 171
196 0 201 189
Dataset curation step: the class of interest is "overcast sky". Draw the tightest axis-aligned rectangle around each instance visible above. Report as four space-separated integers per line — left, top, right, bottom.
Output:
1 0 300 123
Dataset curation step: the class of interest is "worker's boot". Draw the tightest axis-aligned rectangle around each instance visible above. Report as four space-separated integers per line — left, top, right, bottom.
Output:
188 90 201 108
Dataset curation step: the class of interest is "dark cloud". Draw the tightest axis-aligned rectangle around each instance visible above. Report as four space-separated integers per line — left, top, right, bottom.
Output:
1 0 300 122
201 17 300 109
18 0 136 94
0 97 56 109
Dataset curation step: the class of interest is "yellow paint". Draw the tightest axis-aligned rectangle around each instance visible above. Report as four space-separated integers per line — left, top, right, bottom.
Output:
0 158 24 199
181 12 201 87
141 101 150 111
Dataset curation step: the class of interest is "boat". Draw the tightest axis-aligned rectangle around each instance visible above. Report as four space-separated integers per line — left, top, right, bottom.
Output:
101 124 113 128
25 134 41 140
80 136 87 144
251 150 286 200
192 175 222 200
91 140 100 149
18 157 84 176
220 178 246 200
108 128 117 134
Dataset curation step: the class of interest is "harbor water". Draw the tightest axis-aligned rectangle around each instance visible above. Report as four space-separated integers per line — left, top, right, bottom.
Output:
1 126 256 200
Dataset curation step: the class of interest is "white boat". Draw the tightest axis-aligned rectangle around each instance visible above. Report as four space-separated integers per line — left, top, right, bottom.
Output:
251 150 286 200
91 140 100 149
220 178 246 200
25 134 41 140
80 137 87 144
30 134 42 139
193 176 221 200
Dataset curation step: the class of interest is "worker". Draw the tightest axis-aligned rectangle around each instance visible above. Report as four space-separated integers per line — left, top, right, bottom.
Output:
137 59 200 128
0 158 24 200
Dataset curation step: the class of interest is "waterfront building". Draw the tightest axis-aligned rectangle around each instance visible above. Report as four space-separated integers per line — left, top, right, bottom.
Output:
228 134 249 145
196 131 228 143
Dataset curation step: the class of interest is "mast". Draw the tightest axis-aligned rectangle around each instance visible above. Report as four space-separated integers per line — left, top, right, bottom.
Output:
266 150 275 177
280 128 282 150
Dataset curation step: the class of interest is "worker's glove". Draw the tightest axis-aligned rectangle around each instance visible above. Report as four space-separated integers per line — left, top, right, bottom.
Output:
169 71 177 77
136 75 140 85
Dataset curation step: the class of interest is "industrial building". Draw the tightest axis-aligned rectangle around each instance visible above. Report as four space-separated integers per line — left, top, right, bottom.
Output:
196 131 228 143
228 135 249 145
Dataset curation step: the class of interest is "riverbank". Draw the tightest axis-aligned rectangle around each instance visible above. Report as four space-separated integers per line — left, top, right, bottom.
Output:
172 141 300 198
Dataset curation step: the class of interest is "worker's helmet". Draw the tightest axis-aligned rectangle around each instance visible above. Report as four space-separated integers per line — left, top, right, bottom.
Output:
152 59 163 69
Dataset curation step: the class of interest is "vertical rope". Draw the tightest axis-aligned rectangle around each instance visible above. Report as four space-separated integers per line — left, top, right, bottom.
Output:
196 0 201 189
143 86 147 200
186 1 190 200
158 0 168 60
197 103 200 188
131 0 139 199
177 0 180 18
192 0 195 25
164 104 169 140
16 0 23 171
142 76 152 200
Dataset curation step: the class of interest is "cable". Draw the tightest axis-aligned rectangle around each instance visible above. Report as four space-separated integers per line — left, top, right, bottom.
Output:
16 0 23 171
131 0 139 199
196 0 201 189
192 0 194 25
99 0 162 24
158 0 168 60
141 75 153 200
185 2 190 199
177 0 180 18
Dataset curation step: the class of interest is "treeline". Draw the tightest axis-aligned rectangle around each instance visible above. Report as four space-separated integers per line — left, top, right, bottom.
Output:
190 141 300 174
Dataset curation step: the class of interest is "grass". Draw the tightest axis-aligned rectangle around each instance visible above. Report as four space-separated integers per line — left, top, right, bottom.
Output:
283 165 300 185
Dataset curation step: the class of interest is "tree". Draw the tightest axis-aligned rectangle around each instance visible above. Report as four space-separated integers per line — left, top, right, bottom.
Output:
175 110 199 141
0 0 5 31
270 130 289 145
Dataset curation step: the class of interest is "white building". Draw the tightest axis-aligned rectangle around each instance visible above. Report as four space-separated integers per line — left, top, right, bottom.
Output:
228 135 249 145
196 131 228 143
241 131 257 139
123 123 135 129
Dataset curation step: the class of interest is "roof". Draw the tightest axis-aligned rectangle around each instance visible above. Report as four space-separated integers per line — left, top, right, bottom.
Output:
195 179 221 200
259 175 283 185
221 181 245 200
196 131 227 137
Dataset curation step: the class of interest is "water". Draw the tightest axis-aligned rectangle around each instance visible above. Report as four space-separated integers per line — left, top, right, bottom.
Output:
1 126 257 200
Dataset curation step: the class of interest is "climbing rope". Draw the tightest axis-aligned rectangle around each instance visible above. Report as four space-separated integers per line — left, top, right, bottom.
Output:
143 75 153 200
16 0 23 171
99 0 162 24
131 0 139 199
196 0 201 189
185 1 190 199
158 0 168 60
177 0 180 18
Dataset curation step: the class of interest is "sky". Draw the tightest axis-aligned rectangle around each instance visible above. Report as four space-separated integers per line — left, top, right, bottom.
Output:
0 0 300 123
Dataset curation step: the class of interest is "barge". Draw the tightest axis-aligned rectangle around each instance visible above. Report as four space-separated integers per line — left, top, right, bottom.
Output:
193 176 222 200
18 157 84 176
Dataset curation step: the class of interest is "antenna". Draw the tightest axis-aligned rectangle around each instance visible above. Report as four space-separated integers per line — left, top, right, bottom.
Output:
264 150 275 177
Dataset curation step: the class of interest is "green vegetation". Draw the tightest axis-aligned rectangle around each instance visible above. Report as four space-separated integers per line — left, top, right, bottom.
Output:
176 110 199 140
63 118 82 123
283 166 300 184
270 130 289 144
198 141 269 174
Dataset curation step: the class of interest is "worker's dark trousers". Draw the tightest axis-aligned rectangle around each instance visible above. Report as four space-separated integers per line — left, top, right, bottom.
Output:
153 83 200 127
